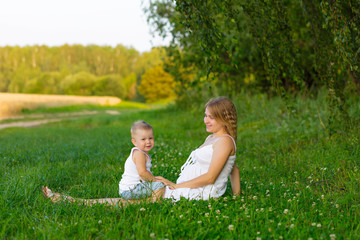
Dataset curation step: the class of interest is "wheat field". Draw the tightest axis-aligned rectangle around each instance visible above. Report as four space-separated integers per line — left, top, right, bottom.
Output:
0 93 121 119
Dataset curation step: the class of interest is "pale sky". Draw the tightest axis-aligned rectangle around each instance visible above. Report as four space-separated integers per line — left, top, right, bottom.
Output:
0 0 171 52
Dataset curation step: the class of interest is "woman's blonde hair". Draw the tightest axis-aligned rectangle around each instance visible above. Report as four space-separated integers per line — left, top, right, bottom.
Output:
205 97 238 141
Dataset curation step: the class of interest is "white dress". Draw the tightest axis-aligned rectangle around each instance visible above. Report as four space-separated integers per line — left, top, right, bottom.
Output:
163 134 236 201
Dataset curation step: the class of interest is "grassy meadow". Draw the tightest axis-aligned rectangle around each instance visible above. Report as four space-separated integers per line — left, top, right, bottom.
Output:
0 93 359 239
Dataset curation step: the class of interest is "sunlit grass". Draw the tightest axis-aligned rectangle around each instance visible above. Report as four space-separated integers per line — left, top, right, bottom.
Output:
0 94 359 239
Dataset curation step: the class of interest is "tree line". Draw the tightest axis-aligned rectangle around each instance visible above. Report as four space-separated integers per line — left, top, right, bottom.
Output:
0 44 175 102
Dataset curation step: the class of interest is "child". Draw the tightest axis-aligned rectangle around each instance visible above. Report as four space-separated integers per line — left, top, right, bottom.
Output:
118 120 164 199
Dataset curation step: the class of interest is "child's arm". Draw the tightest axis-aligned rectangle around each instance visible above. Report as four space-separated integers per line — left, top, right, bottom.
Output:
230 163 241 196
133 150 155 182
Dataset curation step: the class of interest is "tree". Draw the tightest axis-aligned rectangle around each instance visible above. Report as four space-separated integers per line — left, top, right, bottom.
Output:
60 72 97 96
138 65 175 103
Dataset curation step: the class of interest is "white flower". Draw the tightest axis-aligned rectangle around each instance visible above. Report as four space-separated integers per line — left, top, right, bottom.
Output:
317 223 322 228
140 208 145 211
197 221 202 224
98 220 102 225
179 215 183 218
330 234 336 239
205 213 209 217
228 224 234 230
335 204 339 208
150 233 156 238
290 224 295 229
283 209 289 214
311 222 316 226
253 196 257 200
268 207 272 212
216 209 221 214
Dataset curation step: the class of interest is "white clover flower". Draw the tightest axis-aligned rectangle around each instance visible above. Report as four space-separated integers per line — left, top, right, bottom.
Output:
179 215 183 218
321 195 324 199
256 237 261 240
317 223 322 228
216 209 221 214
150 233 156 238
257 231 261 234
205 213 209 217
283 209 289 214
291 218 295 221
253 196 257 200
290 224 295 229
335 204 339 208
98 220 102 225
311 222 316 226
228 224 234 231
330 233 336 239
260 208 264 212
140 208 146 211
197 221 202 224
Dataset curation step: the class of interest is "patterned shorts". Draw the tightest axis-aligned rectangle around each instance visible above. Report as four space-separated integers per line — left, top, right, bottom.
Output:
120 181 165 200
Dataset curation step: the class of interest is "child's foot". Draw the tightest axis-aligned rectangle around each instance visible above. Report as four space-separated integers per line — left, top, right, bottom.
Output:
42 186 64 203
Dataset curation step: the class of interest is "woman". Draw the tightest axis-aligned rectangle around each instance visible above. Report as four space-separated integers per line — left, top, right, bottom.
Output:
43 97 240 205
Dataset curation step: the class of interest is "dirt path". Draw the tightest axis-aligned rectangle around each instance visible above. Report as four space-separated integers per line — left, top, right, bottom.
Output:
0 110 120 130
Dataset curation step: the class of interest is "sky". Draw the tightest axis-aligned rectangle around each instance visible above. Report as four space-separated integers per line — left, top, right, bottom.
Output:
0 0 171 52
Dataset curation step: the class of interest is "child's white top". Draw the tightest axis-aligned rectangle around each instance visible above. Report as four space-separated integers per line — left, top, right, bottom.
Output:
119 147 152 194
163 134 236 201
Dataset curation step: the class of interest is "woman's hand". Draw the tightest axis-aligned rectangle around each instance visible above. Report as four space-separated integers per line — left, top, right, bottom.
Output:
155 176 177 189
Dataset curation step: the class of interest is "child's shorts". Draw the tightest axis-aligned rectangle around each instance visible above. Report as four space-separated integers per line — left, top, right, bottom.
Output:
120 182 165 200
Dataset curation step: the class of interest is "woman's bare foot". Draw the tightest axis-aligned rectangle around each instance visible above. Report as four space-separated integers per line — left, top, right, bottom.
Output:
42 186 68 203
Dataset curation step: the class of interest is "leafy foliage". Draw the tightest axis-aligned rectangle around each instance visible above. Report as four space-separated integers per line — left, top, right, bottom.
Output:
138 65 176 102
145 0 360 130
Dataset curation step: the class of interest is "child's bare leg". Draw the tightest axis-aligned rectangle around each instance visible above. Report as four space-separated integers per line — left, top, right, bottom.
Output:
150 187 165 202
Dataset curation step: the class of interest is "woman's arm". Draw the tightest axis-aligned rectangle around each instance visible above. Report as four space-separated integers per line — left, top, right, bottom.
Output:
157 137 234 189
230 163 241 196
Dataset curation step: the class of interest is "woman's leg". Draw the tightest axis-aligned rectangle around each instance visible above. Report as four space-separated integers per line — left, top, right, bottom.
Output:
42 186 163 207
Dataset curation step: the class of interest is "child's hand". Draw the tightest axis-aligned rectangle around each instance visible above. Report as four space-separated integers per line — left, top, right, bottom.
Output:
155 176 176 189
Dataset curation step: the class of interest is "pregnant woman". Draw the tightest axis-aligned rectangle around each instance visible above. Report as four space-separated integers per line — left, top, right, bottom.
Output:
43 97 240 204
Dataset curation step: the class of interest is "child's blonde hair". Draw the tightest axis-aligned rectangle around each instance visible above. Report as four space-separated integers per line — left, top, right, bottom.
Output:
131 121 153 138
205 97 238 141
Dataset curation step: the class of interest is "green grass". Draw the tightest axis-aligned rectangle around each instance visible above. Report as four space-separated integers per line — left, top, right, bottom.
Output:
0 94 359 239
